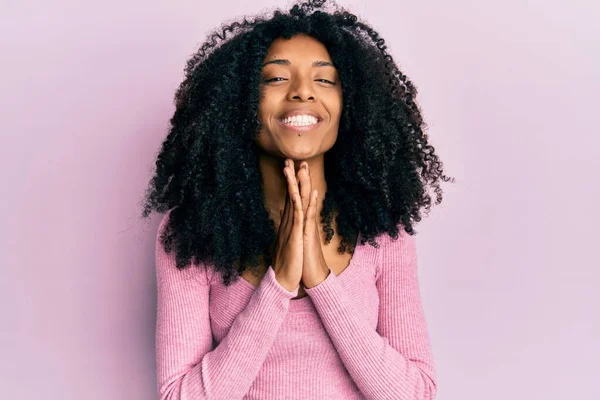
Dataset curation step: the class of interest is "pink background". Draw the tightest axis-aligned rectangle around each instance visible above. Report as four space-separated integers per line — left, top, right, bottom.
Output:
1 1 598 399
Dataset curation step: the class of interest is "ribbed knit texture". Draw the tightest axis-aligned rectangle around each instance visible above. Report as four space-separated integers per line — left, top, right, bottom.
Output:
155 210 437 399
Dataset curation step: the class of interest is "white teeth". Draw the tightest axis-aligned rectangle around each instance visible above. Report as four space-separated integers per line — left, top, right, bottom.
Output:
281 115 319 126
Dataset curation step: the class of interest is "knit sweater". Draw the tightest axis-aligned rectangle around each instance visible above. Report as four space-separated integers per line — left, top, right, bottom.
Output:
155 211 437 399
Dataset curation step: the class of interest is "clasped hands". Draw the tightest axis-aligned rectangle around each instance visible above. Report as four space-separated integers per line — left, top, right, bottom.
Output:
281 158 330 289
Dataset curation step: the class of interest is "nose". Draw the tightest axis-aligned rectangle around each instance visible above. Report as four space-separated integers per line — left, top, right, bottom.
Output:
286 76 315 101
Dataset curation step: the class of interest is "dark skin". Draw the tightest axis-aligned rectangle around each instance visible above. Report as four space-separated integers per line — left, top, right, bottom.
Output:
249 34 355 299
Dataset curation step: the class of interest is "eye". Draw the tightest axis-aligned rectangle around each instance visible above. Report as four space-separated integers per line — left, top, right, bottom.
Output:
263 77 336 84
263 77 287 83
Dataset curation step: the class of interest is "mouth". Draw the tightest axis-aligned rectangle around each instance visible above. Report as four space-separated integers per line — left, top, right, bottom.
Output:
276 117 324 133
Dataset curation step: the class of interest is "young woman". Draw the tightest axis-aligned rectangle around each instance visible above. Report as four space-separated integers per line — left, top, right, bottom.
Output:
142 0 453 398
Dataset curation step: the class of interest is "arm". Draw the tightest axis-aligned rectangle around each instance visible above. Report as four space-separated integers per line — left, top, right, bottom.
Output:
304 230 437 400
155 212 299 400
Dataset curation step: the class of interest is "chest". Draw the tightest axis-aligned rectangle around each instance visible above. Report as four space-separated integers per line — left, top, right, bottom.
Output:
207 252 380 341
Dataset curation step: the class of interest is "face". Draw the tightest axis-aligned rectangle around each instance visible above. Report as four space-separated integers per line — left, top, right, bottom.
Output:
254 34 343 161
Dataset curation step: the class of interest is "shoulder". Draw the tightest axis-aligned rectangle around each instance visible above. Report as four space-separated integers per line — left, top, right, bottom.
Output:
155 209 173 256
374 223 418 281
155 208 213 286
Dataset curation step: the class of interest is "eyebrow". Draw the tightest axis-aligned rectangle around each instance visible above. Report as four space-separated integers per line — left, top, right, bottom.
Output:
261 59 336 68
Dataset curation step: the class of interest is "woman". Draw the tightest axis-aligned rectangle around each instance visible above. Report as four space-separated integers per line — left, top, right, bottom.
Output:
142 0 453 398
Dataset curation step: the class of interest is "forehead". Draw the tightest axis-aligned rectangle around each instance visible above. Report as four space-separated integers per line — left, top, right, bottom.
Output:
263 35 332 63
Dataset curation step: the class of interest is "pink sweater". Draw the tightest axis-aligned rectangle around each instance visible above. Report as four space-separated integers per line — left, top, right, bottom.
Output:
155 211 437 399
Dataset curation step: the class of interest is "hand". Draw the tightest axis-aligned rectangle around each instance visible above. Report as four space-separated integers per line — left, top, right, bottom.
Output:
295 160 330 289
271 159 305 292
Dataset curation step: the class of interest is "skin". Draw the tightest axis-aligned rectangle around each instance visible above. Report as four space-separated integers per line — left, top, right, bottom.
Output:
252 34 345 296
254 33 343 231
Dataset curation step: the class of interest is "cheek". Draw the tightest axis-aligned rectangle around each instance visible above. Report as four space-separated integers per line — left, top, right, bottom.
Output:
329 92 343 119
257 94 276 122
257 95 266 115
329 103 343 123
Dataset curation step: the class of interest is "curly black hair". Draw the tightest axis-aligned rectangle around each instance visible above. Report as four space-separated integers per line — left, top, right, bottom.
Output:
140 0 455 286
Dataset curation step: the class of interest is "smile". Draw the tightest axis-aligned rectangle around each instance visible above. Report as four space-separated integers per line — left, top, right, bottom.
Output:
276 118 323 132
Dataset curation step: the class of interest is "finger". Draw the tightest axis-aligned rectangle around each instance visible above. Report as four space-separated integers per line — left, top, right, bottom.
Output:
280 167 291 231
288 167 300 234
292 191 304 241
306 189 317 236
282 189 289 220
298 162 311 216
285 163 301 215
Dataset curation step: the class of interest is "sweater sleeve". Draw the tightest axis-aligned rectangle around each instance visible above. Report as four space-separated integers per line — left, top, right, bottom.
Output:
155 212 299 400
304 229 437 400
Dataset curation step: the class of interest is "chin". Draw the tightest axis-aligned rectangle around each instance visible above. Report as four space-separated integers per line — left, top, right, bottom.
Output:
280 148 318 160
